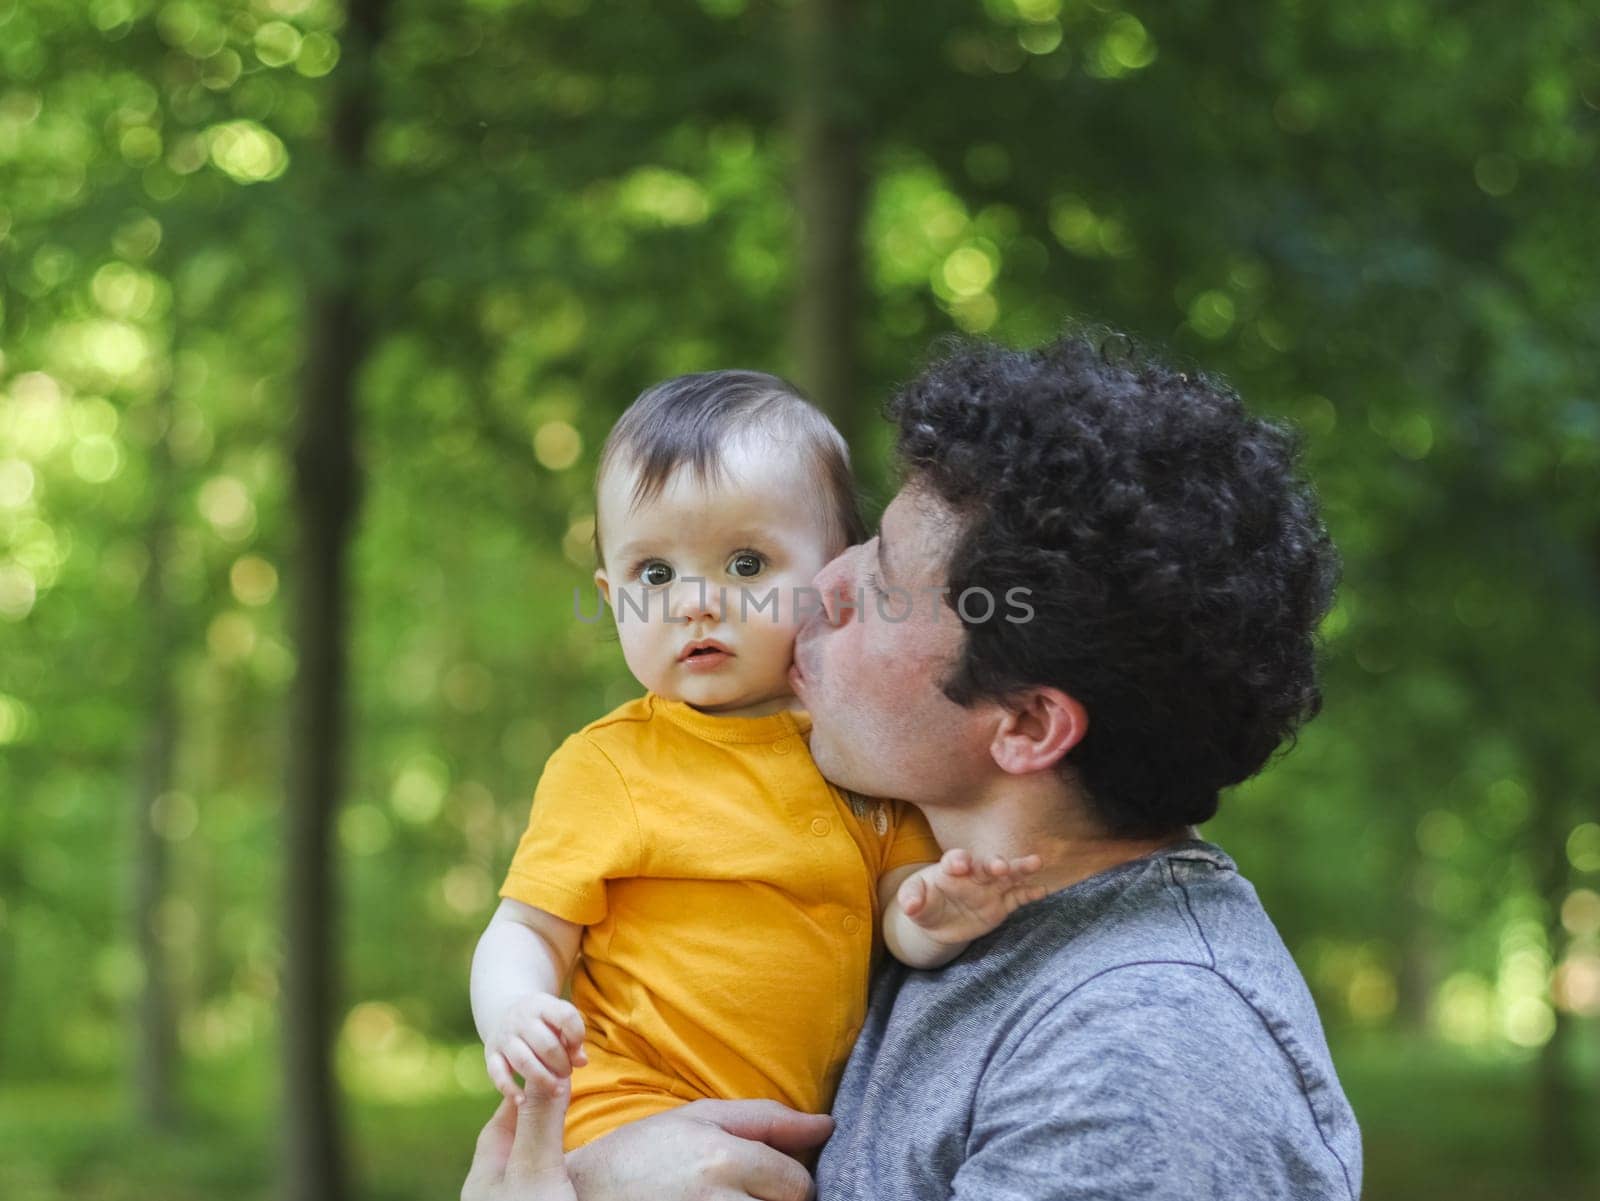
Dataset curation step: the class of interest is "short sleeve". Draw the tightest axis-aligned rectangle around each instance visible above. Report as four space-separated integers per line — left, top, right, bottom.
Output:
499 733 642 926
951 964 1359 1200
879 799 943 875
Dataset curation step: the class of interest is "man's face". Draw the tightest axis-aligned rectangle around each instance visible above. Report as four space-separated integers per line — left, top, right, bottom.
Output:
790 484 995 804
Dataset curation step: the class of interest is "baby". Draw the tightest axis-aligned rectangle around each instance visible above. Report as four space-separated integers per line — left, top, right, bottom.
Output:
470 370 1043 1152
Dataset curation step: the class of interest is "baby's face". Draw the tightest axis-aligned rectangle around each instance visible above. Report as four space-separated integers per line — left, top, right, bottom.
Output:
594 437 838 717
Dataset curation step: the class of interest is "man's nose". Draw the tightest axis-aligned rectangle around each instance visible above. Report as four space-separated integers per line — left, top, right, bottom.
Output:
813 550 857 628
669 577 724 624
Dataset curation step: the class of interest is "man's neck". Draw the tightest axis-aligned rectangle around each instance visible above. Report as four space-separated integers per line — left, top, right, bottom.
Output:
919 773 1192 897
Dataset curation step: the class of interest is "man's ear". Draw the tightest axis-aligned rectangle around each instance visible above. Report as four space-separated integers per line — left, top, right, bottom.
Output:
593 568 612 609
988 687 1088 775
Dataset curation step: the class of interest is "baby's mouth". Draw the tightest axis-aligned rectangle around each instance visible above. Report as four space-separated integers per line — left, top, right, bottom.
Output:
679 640 733 663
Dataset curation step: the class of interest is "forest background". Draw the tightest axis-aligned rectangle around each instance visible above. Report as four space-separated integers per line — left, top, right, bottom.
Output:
1 1 1598 1198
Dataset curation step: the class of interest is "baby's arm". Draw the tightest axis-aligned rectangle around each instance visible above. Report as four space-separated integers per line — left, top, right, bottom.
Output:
880 849 1045 970
471 897 587 1101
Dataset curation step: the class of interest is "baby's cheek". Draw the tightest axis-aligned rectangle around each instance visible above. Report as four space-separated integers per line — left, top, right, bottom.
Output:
727 583 777 625
615 622 666 686
735 595 801 652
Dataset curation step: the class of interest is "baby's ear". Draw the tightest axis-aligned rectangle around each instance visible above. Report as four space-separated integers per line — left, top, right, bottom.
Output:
593 568 612 609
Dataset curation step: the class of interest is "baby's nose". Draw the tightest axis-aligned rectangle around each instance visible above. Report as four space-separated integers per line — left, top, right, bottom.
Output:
670 577 725 623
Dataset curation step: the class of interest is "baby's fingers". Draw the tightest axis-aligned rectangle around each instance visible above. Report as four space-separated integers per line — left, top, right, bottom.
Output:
544 1000 588 1062
502 1035 562 1095
1006 883 1049 911
525 1021 579 1078
1010 854 1044 877
486 1050 520 1101
940 848 974 878
898 872 929 917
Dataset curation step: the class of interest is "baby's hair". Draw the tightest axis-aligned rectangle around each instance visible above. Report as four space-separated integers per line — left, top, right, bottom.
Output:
594 370 867 560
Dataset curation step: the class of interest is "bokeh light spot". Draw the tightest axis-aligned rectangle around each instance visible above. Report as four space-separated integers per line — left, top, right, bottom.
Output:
0 564 39 620
150 790 199 841
199 475 256 539
207 612 258 662
619 168 710 226
295 32 341 77
1093 14 1157 76
1568 823 1600 873
1018 21 1062 55
941 245 998 297
92 262 158 319
254 20 303 68
1188 290 1236 339
1503 996 1554 1048
392 756 449 825
207 120 289 184
533 420 582 471
1561 889 1600 938
0 460 36 508
230 554 279 606
0 693 35 743
442 865 492 915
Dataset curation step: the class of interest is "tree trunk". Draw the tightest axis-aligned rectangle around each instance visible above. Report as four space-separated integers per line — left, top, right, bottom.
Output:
1531 759 1579 1185
281 2 386 1198
788 0 868 451
1393 864 1439 1034
1530 521 1600 1186
132 384 180 1129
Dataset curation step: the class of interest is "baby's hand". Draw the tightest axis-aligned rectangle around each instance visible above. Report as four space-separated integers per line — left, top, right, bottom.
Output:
897 848 1046 945
484 992 588 1103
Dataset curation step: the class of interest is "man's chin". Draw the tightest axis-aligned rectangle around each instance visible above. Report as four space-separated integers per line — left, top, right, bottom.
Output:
805 730 855 791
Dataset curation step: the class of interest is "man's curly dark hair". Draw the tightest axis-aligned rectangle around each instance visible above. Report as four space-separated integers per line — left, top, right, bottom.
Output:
886 330 1340 837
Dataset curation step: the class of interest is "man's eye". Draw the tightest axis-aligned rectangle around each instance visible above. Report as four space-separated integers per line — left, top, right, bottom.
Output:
729 552 763 578
640 561 674 586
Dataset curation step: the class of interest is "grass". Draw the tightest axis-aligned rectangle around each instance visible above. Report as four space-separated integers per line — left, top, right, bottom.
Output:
1338 1034 1598 1201
1 1036 1596 1199
0 1060 493 1201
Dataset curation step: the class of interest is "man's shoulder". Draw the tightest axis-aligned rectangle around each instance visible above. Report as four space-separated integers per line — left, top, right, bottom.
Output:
1004 842 1343 1086
1007 959 1294 1075
1010 840 1309 997
981 844 1362 1198
824 843 1362 1201
976 839 1245 986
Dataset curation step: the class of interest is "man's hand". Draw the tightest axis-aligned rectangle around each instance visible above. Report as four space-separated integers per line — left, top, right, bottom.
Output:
463 1084 576 1201
484 992 588 1102
897 848 1045 946
569 1100 832 1201
463 1095 833 1201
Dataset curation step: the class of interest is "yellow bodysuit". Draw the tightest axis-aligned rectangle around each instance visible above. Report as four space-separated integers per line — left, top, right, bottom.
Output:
499 692 942 1150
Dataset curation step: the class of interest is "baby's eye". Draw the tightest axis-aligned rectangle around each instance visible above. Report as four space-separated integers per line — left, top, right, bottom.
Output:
639 561 674 586
728 552 764 578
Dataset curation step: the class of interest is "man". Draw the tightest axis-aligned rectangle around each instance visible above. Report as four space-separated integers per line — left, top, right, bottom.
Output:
465 331 1360 1200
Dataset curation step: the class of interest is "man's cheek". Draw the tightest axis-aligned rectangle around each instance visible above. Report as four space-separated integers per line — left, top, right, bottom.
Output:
790 586 828 628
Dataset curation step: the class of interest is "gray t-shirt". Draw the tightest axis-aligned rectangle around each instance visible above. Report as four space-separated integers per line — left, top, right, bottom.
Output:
817 839 1361 1200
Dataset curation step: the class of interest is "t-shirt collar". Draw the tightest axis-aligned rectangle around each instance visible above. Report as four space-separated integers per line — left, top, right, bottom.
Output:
650 692 812 744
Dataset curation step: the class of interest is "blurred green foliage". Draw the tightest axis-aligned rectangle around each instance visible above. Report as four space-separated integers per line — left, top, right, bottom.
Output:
1 0 1598 1197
